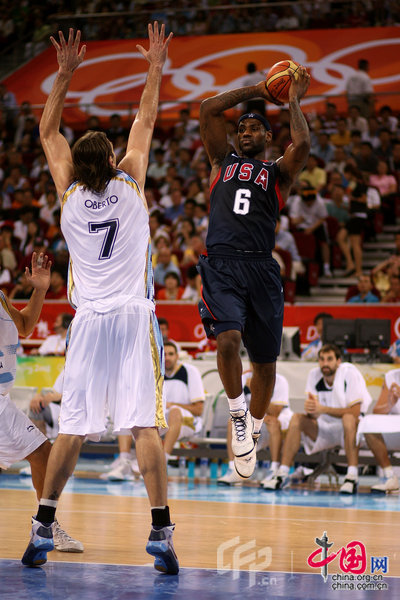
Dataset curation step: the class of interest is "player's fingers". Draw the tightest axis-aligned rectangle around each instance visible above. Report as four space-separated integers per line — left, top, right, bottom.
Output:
79 45 87 61
50 36 60 51
74 29 81 47
68 28 74 46
59 31 66 49
164 32 173 48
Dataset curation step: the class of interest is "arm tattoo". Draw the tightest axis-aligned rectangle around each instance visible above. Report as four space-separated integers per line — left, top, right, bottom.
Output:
289 99 308 134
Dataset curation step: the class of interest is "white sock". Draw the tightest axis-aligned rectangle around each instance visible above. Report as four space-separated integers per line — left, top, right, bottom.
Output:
270 461 280 472
252 417 264 433
228 392 246 412
383 466 394 478
278 465 290 476
347 466 358 479
228 460 234 470
120 452 131 461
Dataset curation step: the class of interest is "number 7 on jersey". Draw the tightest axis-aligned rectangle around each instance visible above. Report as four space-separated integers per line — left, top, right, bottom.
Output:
89 219 119 260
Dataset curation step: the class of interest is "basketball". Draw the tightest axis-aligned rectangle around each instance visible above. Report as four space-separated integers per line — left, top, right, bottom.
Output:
265 60 300 103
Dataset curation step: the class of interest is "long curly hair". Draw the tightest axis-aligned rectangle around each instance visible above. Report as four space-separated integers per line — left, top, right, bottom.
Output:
71 131 117 194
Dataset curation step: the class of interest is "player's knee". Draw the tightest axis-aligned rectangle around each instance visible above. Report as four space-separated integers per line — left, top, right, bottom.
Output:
217 331 241 359
342 412 357 433
168 407 183 423
288 412 304 430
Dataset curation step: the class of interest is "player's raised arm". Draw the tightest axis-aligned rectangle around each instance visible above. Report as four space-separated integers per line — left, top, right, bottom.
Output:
200 81 278 180
40 29 86 198
118 22 172 190
5 252 51 337
277 66 311 200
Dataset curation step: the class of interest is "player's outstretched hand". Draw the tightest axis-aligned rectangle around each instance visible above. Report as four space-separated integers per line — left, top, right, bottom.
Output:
136 21 173 68
288 65 310 102
26 252 51 292
50 28 86 74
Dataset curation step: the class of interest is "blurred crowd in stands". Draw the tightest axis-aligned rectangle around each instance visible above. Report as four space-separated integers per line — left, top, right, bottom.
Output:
1 1 400 55
1 78 400 305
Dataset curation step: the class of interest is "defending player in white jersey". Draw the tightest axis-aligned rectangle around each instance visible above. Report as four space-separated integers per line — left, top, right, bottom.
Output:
22 24 178 574
1 253 83 552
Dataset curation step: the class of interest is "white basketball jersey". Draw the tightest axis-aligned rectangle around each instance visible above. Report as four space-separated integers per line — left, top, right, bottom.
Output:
0 291 18 398
61 170 154 311
384 369 400 415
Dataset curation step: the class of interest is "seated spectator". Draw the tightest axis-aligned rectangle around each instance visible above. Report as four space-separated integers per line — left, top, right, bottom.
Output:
0 253 12 291
152 235 179 268
173 217 196 253
275 215 305 279
369 159 397 222
0 225 17 275
149 210 170 244
181 264 201 301
362 368 400 493
376 128 393 163
378 105 398 134
346 273 380 303
162 341 205 462
326 184 355 276
330 118 351 148
355 141 379 176
153 247 181 286
345 183 369 277
381 274 400 303
164 189 186 224
156 271 184 301
289 185 332 277
264 344 371 494
371 233 400 292
28 370 63 438
218 371 293 486
147 147 169 188
31 313 73 356
8 271 34 300
39 190 60 226
298 154 327 192
370 159 397 197
46 268 68 300
193 202 209 241
325 146 349 175
301 312 333 360
106 113 127 144
346 105 368 135
311 131 335 166
320 101 339 135
180 234 206 267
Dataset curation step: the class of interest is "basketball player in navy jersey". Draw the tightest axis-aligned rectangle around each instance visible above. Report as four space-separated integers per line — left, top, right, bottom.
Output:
198 66 310 479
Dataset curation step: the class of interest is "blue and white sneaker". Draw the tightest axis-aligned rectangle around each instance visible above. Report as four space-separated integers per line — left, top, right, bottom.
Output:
21 518 54 567
262 470 290 491
146 524 179 575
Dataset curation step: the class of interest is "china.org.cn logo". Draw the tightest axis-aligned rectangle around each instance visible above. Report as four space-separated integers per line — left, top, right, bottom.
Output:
307 531 389 592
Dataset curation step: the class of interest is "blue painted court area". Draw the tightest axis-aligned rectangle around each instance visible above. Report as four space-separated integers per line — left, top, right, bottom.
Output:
0 560 396 600
1 473 400 512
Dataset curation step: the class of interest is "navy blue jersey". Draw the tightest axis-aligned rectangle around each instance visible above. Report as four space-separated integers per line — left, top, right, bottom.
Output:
206 152 284 253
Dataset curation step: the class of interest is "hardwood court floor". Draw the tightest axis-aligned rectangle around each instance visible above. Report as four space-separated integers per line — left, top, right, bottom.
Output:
0 482 399 577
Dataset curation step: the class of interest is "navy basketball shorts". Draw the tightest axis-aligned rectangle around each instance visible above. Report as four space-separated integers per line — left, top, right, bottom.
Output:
197 252 284 363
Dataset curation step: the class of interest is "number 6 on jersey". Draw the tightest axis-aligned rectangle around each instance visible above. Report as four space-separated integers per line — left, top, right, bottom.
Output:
233 189 251 215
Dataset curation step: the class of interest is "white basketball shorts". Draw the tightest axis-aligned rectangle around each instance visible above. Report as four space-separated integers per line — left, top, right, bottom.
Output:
59 302 167 441
0 393 47 469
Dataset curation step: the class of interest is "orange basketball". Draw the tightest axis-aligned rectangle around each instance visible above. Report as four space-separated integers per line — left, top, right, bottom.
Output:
265 60 300 103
